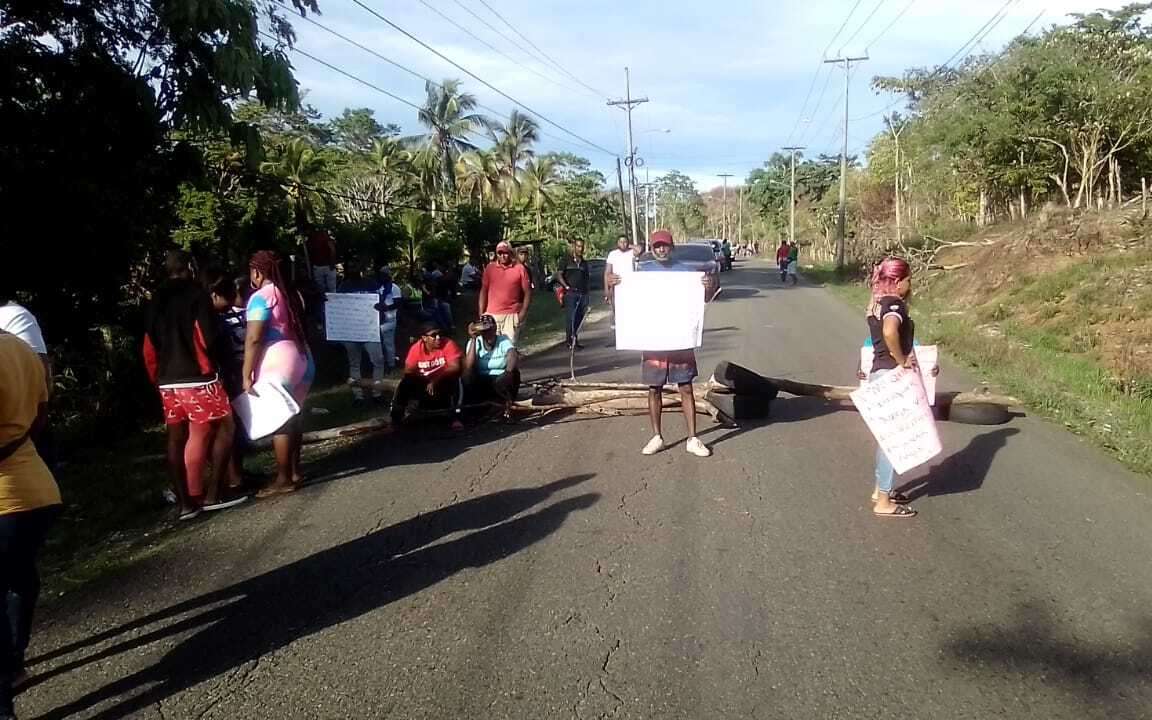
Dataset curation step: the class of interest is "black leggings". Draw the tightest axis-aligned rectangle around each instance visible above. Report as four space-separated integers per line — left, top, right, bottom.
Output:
466 370 522 405
390 375 463 424
0 505 60 712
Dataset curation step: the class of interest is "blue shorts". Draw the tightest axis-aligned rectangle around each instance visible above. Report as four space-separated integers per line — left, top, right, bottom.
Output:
641 350 698 387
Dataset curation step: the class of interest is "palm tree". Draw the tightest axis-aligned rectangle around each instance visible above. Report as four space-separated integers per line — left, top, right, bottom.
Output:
260 137 327 238
415 79 489 200
457 149 502 211
522 156 559 233
400 209 434 275
490 110 540 201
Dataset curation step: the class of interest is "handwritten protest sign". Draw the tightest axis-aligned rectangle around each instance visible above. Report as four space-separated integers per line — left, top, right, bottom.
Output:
614 272 705 351
850 367 942 475
324 293 380 343
859 344 940 405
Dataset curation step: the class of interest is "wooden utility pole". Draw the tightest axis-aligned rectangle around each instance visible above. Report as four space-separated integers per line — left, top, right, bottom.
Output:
608 68 649 247
884 116 906 245
718 173 734 239
738 185 744 247
824 54 868 269
615 157 629 238
781 146 805 245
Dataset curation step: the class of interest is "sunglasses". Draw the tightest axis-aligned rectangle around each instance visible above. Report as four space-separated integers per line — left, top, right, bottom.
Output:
423 332 443 338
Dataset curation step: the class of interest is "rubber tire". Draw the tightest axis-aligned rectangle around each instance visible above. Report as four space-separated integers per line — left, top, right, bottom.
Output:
707 390 772 420
947 402 1011 426
711 362 779 398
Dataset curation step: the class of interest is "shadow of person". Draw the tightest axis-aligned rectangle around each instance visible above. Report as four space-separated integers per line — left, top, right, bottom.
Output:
896 427 1020 501
32 477 599 719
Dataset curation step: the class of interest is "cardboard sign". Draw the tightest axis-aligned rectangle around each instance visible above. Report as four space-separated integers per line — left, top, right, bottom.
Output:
859 343 940 406
231 381 301 440
324 293 380 343
614 272 705 351
850 367 942 475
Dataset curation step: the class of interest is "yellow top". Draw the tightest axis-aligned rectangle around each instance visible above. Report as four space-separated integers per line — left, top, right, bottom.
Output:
0 333 61 515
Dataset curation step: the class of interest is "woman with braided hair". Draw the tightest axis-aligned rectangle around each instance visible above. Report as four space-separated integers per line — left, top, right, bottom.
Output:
243 250 315 496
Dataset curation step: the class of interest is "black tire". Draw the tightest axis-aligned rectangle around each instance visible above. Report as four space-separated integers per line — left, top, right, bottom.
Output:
947 402 1011 426
711 362 779 398
707 390 772 420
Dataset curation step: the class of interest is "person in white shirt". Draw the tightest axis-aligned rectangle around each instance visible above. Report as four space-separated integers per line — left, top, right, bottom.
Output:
0 300 47 356
604 234 636 329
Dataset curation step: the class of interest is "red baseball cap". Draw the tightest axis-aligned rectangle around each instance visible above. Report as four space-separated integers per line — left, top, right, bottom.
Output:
495 241 513 253
650 230 674 247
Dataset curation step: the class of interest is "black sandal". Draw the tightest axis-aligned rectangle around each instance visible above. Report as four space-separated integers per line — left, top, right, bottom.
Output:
874 504 917 518
890 492 912 504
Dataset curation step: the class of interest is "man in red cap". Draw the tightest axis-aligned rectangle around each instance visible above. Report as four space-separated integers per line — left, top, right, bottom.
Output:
608 230 718 457
478 241 532 345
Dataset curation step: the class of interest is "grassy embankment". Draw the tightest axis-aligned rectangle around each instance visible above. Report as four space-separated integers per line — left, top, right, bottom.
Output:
805 211 1152 478
43 291 571 592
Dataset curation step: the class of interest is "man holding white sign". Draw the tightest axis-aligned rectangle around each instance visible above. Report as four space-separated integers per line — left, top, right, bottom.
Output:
608 230 718 458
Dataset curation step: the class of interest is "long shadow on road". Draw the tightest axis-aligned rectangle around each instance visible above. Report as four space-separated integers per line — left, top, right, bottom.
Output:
29 477 599 720
897 427 1019 501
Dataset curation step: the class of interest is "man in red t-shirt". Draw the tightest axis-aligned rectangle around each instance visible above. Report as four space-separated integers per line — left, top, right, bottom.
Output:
390 322 464 428
478 241 532 344
307 229 338 291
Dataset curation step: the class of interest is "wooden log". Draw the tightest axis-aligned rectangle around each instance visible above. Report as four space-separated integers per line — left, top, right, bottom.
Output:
764 376 1020 407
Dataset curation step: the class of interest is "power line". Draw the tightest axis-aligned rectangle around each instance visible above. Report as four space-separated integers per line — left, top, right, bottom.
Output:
347 0 618 156
838 0 890 54
471 0 609 98
850 0 1024 122
864 0 917 50
785 0 866 145
411 0 587 97
282 5 603 155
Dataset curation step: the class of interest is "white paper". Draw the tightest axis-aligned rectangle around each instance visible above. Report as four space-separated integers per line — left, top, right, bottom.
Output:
851 367 942 475
614 272 705 351
324 293 380 342
914 345 939 406
231 381 301 440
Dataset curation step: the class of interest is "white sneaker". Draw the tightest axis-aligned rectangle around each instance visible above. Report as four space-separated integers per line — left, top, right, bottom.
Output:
685 437 712 457
641 434 665 455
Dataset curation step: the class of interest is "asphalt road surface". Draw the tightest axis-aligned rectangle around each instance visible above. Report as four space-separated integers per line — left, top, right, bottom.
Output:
19 260 1152 719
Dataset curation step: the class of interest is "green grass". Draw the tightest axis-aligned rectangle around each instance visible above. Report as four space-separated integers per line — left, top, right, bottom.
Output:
803 263 871 306
918 308 1152 477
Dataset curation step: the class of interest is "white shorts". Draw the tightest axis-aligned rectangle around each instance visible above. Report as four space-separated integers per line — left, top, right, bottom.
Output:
787 261 798 275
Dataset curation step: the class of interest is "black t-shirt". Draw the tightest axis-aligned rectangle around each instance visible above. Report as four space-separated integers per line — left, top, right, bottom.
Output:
560 257 590 294
867 295 915 371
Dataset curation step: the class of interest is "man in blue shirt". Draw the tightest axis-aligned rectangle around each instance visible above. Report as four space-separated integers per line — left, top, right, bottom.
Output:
609 230 718 457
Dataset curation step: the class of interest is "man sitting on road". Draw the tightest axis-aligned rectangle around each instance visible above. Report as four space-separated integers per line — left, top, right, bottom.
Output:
390 321 464 430
607 230 718 458
464 315 521 422
478 241 532 345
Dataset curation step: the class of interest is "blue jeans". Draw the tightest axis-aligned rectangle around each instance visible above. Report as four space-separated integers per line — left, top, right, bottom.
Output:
564 291 587 344
380 323 397 370
869 369 897 492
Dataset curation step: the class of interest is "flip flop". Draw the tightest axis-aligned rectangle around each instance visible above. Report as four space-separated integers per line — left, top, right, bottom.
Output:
873 505 918 519
871 491 912 504
203 495 251 512
255 484 297 499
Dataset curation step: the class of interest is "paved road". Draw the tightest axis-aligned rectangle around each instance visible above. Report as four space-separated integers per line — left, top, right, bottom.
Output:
20 260 1152 719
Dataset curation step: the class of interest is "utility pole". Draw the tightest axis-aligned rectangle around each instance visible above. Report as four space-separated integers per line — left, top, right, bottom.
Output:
824 54 868 269
615 157 629 239
718 173 733 240
738 185 744 247
884 116 906 246
781 146 805 246
608 67 649 247
644 166 652 240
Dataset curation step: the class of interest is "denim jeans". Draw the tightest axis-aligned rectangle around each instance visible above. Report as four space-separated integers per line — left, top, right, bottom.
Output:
564 291 587 344
379 323 397 370
0 505 60 714
869 368 897 492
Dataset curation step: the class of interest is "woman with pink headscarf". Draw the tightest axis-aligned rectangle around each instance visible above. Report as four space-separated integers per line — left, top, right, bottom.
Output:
864 257 937 518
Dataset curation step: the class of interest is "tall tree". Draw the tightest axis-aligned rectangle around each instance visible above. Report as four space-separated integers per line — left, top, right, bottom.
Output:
415 79 489 199
490 110 540 200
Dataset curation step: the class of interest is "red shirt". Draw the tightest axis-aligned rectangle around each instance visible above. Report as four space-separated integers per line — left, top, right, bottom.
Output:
776 245 790 263
307 230 336 266
481 262 531 315
405 339 463 378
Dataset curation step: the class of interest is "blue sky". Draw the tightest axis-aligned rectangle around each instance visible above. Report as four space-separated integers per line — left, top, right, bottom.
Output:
286 0 1110 191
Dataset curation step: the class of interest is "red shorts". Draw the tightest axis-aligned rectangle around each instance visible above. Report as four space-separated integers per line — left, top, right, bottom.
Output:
159 381 232 425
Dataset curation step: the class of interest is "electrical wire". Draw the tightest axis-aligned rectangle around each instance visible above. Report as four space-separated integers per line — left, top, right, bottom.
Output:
838 0 890 54
785 0 866 146
863 0 917 50
281 8 604 155
347 0 618 156
471 0 609 98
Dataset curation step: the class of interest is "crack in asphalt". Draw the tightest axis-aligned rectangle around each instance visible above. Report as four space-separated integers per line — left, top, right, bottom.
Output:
618 481 649 529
